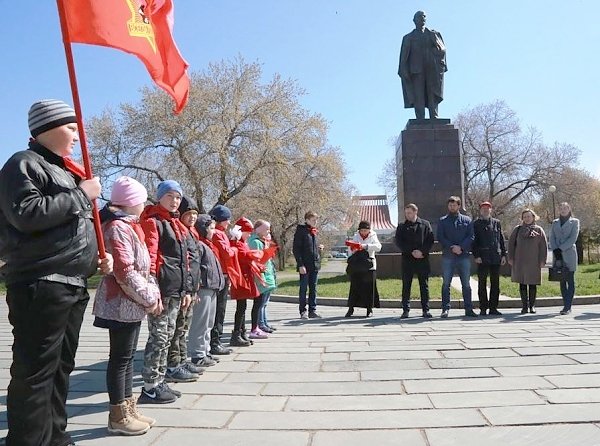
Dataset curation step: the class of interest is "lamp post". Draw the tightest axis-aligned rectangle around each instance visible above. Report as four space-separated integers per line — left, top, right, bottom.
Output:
549 185 557 220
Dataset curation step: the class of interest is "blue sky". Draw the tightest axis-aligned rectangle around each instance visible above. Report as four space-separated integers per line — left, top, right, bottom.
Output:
1 1 598 223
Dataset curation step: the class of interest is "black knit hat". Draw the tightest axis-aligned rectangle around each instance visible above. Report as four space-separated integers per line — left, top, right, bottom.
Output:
358 220 371 230
178 196 199 216
28 99 77 138
195 214 214 238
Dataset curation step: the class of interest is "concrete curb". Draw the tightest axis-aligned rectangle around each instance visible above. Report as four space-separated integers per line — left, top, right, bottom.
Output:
270 294 600 309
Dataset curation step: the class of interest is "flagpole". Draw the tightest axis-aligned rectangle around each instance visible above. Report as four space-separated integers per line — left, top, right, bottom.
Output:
55 0 106 258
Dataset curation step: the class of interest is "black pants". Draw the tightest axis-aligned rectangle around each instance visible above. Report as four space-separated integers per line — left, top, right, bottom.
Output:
233 298 260 331
107 323 141 405
210 277 230 346
477 264 500 311
401 258 430 312
519 284 537 306
6 280 89 446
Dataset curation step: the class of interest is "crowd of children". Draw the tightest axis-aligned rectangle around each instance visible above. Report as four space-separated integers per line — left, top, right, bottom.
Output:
92 177 278 436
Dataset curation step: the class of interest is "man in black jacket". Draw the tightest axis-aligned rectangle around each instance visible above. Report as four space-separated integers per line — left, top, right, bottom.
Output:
395 203 434 318
0 99 112 446
472 201 507 315
293 211 323 319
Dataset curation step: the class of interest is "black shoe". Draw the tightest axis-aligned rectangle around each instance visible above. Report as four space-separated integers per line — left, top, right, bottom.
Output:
521 307 528 314
345 308 354 318
206 353 220 362
480 309 487 316
366 309 373 318
489 309 502 316
529 306 536 314
138 384 177 404
230 331 251 347
181 361 204 374
192 356 216 367
400 311 409 319
560 308 571 315
266 325 277 331
422 311 433 318
160 381 181 398
300 311 308 319
165 365 199 383
308 312 322 319
210 343 233 355
465 310 478 317
240 329 254 345
440 310 449 318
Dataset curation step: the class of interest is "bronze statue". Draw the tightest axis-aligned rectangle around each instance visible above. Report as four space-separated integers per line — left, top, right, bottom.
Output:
398 11 447 119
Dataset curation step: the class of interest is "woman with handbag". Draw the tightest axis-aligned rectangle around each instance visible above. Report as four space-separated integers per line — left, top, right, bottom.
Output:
549 202 580 315
507 209 548 314
345 221 382 318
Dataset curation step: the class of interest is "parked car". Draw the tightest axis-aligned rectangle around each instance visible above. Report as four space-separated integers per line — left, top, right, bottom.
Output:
333 252 348 259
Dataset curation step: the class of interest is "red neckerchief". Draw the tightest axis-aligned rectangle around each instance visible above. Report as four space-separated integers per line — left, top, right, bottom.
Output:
63 157 87 180
308 225 318 236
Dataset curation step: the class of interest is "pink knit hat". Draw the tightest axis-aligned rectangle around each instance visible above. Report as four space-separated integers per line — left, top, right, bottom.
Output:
110 176 148 207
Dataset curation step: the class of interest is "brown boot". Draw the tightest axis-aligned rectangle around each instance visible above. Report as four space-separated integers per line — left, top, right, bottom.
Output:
108 402 150 436
126 397 156 427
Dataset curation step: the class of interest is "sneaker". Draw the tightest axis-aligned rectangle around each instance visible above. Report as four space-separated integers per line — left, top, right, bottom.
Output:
159 382 182 398
480 309 487 316
422 311 433 318
165 365 199 383
193 356 217 367
440 310 449 318
138 384 177 404
560 308 571 315
249 328 269 339
308 312 322 319
210 343 233 355
206 353 220 363
489 309 502 316
266 325 277 331
300 311 308 319
181 361 204 374
400 311 409 319
465 310 479 317
259 325 274 334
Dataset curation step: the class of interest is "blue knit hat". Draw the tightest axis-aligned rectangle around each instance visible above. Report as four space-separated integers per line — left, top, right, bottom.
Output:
156 180 183 201
210 204 232 222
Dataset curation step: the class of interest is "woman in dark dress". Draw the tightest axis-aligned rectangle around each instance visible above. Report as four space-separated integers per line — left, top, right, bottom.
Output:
345 221 382 317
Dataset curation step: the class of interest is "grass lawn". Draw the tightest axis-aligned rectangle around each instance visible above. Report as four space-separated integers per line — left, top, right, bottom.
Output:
497 264 600 298
275 273 463 299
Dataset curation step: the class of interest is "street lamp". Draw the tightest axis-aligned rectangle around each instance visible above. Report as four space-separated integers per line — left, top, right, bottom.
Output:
549 185 557 220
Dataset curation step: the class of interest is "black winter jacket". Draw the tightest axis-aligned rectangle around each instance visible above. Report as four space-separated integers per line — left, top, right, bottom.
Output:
472 217 506 265
0 142 98 284
196 237 225 291
394 217 434 258
292 224 321 271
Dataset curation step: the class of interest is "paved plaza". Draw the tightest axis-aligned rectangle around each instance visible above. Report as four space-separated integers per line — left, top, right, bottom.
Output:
2 297 600 445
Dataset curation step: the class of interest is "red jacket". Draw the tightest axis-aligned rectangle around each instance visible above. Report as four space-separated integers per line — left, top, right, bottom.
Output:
212 226 242 288
230 239 263 300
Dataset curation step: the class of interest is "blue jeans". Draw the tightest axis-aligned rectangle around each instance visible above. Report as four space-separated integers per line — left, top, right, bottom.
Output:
441 255 473 311
258 291 271 327
299 269 319 314
560 271 575 310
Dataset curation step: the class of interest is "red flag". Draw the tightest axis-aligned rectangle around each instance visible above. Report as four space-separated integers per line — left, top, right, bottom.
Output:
60 0 189 113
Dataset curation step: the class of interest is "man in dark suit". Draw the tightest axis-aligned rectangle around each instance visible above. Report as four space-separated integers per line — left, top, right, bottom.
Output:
398 10 447 119
472 201 507 316
395 203 434 319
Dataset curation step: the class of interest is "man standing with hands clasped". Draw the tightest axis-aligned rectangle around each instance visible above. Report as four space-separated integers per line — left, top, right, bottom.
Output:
437 196 477 318
472 201 507 316
395 203 434 319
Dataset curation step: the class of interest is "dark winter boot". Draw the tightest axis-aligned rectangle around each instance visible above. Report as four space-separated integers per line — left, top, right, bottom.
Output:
529 286 537 314
519 285 528 314
240 328 254 345
230 330 251 347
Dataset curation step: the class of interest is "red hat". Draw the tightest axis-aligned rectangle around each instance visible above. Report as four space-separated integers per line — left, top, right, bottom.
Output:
479 201 492 208
235 217 254 233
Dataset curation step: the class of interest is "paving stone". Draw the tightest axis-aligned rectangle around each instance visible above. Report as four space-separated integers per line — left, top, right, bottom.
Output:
440 349 518 358
68 424 168 445
403 376 554 394
262 381 404 396
482 403 600 425
544 374 600 388
312 430 427 446
429 390 545 408
229 408 486 430
191 395 287 411
495 363 600 376
250 361 322 372
567 353 600 363
321 359 429 372
428 355 576 369
350 350 444 360
71 407 233 427
325 343 465 353
426 424 600 446
156 429 310 446
361 367 498 381
286 394 432 411
224 371 360 383
536 388 600 403
514 346 600 356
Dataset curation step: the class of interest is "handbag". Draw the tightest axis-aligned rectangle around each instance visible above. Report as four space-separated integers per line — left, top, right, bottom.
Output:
548 260 567 282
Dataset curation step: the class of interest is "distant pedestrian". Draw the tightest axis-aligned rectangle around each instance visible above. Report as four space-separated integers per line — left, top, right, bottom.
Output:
394 204 434 319
293 211 324 319
507 209 548 314
437 196 477 318
345 220 382 318
472 201 507 316
549 202 580 315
